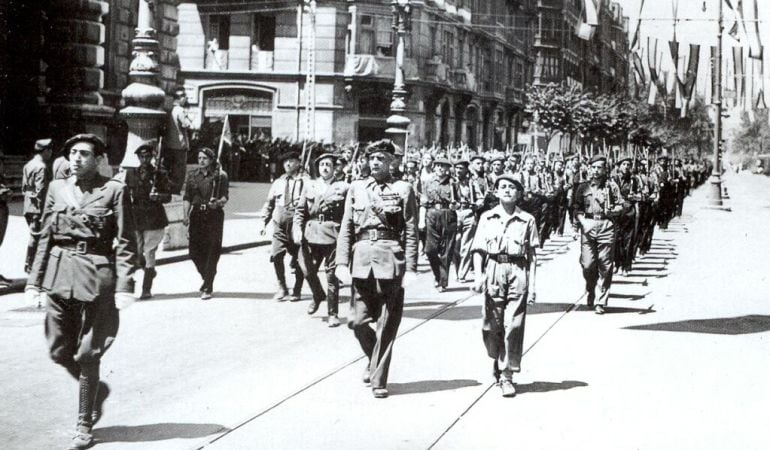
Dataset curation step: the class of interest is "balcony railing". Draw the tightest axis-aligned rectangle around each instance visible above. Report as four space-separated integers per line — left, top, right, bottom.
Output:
203 49 274 72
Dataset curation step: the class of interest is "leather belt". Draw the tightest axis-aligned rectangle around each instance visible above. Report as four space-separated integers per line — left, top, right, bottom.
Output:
487 254 526 264
311 213 339 223
54 240 112 256
193 204 222 212
428 203 451 210
355 229 401 242
583 213 608 220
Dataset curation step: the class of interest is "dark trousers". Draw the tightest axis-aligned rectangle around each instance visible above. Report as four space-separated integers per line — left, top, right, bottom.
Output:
300 242 338 315
189 208 224 291
425 209 457 288
350 275 404 390
161 147 187 195
271 218 304 295
637 202 656 254
613 213 636 272
25 213 41 273
580 220 615 306
0 201 8 246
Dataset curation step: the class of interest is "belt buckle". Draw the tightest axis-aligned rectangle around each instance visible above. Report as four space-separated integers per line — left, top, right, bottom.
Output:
75 241 88 254
368 229 378 241
499 254 509 263
318 213 325 222
199 204 208 211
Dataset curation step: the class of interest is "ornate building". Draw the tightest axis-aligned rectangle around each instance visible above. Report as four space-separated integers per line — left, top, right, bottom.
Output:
533 0 629 92
0 0 180 162
177 0 537 150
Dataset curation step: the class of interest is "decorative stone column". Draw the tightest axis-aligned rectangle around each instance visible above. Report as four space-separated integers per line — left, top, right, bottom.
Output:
44 0 115 142
119 0 166 168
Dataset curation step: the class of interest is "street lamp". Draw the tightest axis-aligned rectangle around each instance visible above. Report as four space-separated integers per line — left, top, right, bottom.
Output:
706 0 725 207
386 0 412 155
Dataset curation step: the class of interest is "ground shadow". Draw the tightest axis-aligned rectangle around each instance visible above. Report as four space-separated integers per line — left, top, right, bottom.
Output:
145 292 276 301
516 380 588 394
624 315 770 335
405 301 452 308
93 423 229 443
0 278 27 295
402 305 481 321
604 305 656 314
388 379 481 396
608 292 648 301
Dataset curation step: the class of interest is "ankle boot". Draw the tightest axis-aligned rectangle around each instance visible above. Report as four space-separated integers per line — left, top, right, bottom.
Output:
140 267 156 299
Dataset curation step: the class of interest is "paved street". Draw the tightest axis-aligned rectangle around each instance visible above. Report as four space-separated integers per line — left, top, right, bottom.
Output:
1 172 769 450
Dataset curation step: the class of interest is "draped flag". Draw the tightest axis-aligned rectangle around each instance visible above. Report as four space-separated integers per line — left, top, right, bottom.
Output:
757 48 768 109
732 46 745 108
630 0 646 50
576 0 599 40
633 51 646 86
709 46 717 104
745 0 763 59
682 44 700 101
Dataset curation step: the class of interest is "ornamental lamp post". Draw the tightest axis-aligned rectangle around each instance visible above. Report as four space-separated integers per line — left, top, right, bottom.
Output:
386 0 412 156
119 0 166 168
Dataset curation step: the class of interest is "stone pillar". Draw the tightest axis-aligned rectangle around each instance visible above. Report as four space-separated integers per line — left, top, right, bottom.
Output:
119 0 166 168
44 0 114 143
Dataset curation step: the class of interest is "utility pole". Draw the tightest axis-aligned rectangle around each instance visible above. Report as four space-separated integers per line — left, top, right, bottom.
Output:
707 0 725 207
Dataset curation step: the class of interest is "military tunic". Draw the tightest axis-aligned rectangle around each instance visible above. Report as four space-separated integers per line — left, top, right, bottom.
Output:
183 166 229 292
336 175 418 390
613 174 643 273
421 174 459 288
573 179 623 307
22 156 50 272
471 205 539 380
294 178 349 315
27 174 136 373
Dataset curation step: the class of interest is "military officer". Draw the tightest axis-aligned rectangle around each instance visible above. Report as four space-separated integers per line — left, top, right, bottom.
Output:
573 154 624 314
420 156 459 292
471 173 539 397
183 147 229 300
22 138 53 273
260 151 309 301
335 139 418 399
294 152 349 327
115 140 172 299
24 133 137 450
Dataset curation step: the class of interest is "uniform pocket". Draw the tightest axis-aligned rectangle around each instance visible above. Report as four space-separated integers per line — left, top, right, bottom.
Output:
41 247 62 291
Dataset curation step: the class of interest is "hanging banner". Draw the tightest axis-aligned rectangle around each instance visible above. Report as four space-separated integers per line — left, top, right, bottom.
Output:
682 44 700 101
757 47 768 109
733 46 744 107
630 0 646 50
633 51 646 85
647 38 659 83
746 0 763 59
576 0 599 40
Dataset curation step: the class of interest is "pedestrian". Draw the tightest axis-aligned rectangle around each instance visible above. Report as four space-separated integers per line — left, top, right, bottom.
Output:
22 138 53 273
336 139 418 399
163 87 193 194
573 154 625 314
420 156 458 292
294 151 349 327
183 147 229 300
260 151 308 301
470 173 538 397
52 150 71 180
24 133 137 450
115 140 172 299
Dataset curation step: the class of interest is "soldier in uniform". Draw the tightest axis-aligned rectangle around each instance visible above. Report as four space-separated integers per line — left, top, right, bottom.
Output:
452 158 477 282
573 154 624 314
612 155 643 276
335 139 418 399
163 87 193 194
53 151 72 180
22 138 53 273
260 151 309 301
636 159 658 256
183 147 229 300
294 152 349 327
471 173 538 397
24 134 137 450
420 156 459 292
0 159 11 287
654 155 674 229
115 140 172 299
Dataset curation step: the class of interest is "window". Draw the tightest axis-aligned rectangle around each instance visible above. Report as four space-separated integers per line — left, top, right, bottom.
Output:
358 15 375 54
458 32 465 67
209 15 230 50
443 31 454 66
375 16 393 56
253 15 275 51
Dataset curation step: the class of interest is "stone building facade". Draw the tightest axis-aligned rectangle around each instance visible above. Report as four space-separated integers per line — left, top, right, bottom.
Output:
0 0 181 163
177 0 537 150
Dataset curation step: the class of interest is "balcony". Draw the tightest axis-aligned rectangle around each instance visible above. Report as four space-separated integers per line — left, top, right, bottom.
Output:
424 57 451 85
203 49 274 72
250 50 274 72
343 54 418 81
452 68 477 92
506 86 525 105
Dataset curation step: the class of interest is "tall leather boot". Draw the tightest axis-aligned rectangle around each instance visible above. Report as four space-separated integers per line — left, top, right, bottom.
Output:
69 373 98 449
140 267 156 299
273 258 289 301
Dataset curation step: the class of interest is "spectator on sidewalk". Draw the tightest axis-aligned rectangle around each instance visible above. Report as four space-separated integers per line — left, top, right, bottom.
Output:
22 138 53 273
163 87 192 194
471 174 539 397
183 147 229 300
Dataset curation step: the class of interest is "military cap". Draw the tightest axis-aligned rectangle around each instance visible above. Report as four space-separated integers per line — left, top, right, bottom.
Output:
589 154 608 165
617 154 633 164
134 139 158 155
279 151 301 162
469 154 486 162
493 173 524 191
198 147 216 159
453 159 470 167
313 151 336 166
34 138 53 152
62 133 107 156
490 153 506 163
432 156 452 167
364 139 397 156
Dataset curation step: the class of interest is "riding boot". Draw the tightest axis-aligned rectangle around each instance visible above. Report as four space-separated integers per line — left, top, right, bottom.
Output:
140 267 156 299
273 258 289 300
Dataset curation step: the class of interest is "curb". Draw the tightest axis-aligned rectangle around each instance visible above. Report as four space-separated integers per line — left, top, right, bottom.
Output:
0 240 270 297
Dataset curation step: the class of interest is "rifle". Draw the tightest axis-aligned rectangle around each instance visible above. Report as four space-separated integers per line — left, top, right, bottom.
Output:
348 142 361 183
150 136 163 196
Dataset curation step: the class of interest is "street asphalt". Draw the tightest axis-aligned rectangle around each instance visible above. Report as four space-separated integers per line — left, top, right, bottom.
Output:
1 172 768 450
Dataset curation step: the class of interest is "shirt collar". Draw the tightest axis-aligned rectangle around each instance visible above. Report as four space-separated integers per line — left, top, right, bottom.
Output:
488 204 526 221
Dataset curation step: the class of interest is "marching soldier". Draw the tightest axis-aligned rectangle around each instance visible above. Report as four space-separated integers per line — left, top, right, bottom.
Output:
551 158 569 236
573 154 624 314
183 147 229 300
335 139 418 399
452 158 477 282
115 140 172 299
612 155 643 276
294 152 349 327
22 138 53 273
420 156 458 292
24 133 137 450
260 151 309 301
471 174 539 397
654 155 674 229
515 155 544 232
636 159 658 256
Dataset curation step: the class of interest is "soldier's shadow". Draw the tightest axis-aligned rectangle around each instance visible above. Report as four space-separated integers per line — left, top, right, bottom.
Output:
93 422 229 443
144 292 276 301
516 380 588 394
387 379 481 396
